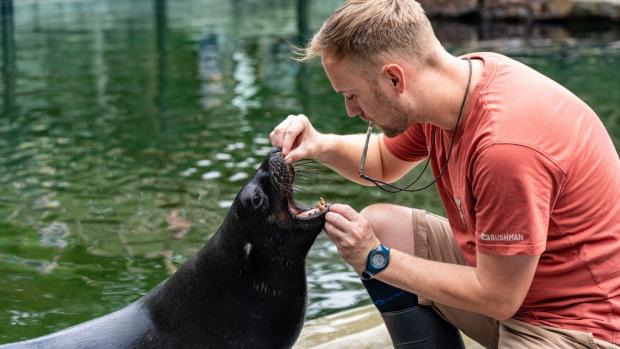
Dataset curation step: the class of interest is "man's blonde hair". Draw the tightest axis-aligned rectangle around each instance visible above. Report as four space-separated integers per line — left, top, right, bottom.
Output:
298 0 437 64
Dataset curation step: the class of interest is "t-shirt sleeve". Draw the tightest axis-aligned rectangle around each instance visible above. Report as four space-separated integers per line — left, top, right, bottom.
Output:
383 124 429 162
472 143 566 256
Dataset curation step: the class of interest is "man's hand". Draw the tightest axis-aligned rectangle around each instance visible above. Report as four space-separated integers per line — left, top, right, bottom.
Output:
324 204 381 273
269 114 323 163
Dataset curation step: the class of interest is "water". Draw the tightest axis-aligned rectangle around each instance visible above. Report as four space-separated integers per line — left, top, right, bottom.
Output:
0 0 619 342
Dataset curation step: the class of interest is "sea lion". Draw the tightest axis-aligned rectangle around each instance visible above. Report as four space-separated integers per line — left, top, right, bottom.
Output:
0 148 329 349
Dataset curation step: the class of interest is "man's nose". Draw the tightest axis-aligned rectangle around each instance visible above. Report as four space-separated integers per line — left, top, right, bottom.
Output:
345 99 361 118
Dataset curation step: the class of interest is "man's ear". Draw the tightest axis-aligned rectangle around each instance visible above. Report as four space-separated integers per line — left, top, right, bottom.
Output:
383 64 406 94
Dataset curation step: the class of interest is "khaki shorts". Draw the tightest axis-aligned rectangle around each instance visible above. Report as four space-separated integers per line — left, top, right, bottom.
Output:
411 208 619 349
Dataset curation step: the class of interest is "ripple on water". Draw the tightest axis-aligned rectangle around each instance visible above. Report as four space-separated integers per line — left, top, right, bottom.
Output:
253 146 273 156
38 220 68 246
225 142 245 151
235 159 255 168
201 171 221 180
308 290 368 316
218 200 234 209
214 153 232 161
253 136 270 145
228 172 249 182
181 168 197 177
196 159 212 167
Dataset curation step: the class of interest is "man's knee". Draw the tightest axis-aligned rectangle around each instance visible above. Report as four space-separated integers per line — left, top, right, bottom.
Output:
360 203 390 224
360 204 415 253
360 204 394 238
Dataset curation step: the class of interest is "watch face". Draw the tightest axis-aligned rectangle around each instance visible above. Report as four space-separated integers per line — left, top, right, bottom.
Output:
370 253 386 268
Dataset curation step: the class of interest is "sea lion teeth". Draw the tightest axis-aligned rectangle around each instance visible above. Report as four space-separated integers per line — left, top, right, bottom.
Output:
295 198 330 219
318 197 326 211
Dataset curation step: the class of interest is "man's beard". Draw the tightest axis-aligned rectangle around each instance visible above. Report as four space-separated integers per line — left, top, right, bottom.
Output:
371 85 415 138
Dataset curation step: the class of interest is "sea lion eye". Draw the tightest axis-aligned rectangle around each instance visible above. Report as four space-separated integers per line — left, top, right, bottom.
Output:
252 191 264 209
240 182 268 211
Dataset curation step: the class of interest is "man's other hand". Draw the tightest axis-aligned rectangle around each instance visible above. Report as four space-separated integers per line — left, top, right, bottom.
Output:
324 204 381 274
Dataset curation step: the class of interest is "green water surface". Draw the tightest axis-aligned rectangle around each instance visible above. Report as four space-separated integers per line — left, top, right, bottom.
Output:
0 0 618 342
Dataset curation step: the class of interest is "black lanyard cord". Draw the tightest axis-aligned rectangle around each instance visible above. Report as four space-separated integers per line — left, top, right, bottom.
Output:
359 57 473 193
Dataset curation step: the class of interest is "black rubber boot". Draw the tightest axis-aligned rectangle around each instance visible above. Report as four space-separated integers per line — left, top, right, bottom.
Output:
362 279 466 349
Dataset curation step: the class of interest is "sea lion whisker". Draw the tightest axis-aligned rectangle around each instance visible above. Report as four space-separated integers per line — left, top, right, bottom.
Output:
294 178 321 183
293 163 329 169
293 178 317 183
293 159 319 164
279 185 293 194
294 174 320 180
294 169 328 175
292 186 312 194
294 169 320 174
295 173 339 182
293 160 325 165
293 167 331 174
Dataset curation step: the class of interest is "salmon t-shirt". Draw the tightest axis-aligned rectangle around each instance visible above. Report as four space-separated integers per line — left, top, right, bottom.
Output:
384 52 620 344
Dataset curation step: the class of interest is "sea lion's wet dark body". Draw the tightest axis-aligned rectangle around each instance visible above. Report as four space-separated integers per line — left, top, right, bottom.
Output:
0 148 328 349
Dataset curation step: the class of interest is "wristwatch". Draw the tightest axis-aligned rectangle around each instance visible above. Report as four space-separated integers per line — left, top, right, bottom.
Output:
361 244 391 280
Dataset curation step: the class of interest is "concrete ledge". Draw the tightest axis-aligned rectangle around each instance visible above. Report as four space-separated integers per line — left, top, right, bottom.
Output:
295 306 391 349
295 305 485 349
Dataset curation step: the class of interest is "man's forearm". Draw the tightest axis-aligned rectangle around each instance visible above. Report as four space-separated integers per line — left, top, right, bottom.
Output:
318 133 384 186
375 249 518 320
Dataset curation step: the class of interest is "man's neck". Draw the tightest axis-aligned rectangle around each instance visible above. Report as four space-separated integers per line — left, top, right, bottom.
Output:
420 53 483 132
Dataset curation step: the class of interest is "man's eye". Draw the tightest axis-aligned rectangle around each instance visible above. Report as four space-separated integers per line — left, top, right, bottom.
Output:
345 95 354 101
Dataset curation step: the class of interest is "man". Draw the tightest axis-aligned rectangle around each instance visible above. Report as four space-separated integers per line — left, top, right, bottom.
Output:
270 0 620 348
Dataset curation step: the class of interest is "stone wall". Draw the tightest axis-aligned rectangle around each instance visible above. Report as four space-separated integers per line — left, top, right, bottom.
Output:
417 0 620 20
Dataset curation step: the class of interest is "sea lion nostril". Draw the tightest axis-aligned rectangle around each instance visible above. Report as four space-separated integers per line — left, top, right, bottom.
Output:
267 147 282 158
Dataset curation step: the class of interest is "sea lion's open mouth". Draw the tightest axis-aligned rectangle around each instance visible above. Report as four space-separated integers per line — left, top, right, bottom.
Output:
288 192 329 221
285 165 330 221
269 149 330 221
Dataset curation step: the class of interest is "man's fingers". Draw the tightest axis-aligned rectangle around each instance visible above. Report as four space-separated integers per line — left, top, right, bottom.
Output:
324 221 349 246
284 148 301 163
281 120 305 155
269 130 278 145
269 115 295 148
323 221 339 239
327 204 360 221
271 114 317 162
325 211 351 232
